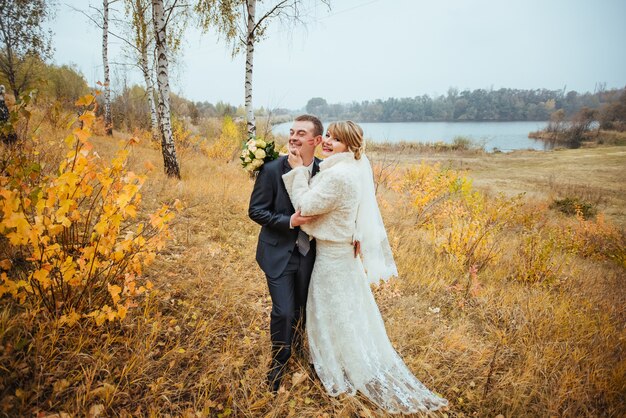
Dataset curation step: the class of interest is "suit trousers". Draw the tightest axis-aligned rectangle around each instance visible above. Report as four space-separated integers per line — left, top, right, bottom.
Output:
266 243 314 369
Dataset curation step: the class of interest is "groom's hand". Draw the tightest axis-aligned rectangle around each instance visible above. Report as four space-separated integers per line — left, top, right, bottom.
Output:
291 210 319 227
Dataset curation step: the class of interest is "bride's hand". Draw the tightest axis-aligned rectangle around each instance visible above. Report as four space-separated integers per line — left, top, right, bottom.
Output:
288 148 304 168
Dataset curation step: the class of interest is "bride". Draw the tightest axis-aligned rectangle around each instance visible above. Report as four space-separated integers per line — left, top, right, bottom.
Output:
281 121 448 414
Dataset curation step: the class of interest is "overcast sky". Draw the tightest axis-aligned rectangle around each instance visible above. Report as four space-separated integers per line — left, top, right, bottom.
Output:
51 0 626 109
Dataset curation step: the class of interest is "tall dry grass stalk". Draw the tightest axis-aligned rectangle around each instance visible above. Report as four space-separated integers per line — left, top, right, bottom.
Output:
0 118 624 417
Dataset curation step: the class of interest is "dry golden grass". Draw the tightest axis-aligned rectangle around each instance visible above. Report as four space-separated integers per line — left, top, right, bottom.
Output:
1 126 625 417
369 146 626 227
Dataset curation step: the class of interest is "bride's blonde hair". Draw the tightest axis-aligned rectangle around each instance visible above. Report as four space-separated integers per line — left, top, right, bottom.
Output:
327 120 364 160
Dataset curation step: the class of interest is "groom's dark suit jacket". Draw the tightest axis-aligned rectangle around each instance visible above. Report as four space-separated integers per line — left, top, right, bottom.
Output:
249 155 320 278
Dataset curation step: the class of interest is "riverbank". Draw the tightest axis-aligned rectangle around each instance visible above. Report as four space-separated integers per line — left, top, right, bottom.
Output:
528 129 626 148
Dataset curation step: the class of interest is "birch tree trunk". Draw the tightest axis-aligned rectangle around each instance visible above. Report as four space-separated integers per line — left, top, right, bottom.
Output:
152 0 180 178
129 0 159 140
196 0 325 138
102 0 113 135
140 46 159 139
244 0 256 139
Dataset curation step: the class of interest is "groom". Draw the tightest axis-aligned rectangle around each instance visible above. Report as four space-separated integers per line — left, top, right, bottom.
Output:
248 114 323 392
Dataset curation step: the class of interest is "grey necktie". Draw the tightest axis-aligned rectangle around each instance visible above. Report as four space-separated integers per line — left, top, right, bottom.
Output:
296 164 313 256
297 229 310 256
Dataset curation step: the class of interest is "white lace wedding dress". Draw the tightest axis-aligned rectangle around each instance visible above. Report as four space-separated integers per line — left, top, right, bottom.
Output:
282 152 448 414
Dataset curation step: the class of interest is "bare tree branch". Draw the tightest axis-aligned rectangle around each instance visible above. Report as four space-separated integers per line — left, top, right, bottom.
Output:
251 0 290 39
72 5 143 54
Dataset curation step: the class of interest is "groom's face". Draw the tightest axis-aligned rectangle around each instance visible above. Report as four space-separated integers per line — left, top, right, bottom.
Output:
289 121 320 155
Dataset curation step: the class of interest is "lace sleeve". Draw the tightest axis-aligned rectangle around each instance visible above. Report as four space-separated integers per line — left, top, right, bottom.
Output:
282 167 346 216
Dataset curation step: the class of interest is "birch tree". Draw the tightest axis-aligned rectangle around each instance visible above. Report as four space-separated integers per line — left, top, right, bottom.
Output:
152 0 180 178
126 0 158 138
73 1 118 134
102 0 113 135
196 0 329 139
126 0 187 139
242 0 257 138
76 0 185 150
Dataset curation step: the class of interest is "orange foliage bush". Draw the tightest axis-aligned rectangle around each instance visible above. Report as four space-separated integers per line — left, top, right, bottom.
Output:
558 211 626 267
172 115 202 156
389 162 472 226
389 162 522 273
513 227 565 285
203 116 243 161
0 94 178 325
434 192 522 272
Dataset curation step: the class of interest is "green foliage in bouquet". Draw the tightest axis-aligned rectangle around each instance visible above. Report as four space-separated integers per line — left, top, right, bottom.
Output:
240 138 280 173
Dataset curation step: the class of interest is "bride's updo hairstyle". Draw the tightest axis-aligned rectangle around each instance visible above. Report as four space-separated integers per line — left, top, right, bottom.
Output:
327 120 364 160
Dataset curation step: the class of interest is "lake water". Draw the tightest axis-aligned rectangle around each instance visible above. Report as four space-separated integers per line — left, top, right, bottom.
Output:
272 120 552 152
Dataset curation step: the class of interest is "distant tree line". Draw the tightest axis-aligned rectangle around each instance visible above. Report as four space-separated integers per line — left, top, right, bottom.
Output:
306 87 625 122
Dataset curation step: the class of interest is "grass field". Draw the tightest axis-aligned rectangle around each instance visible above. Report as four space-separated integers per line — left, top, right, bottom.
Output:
368 145 626 226
1 126 625 417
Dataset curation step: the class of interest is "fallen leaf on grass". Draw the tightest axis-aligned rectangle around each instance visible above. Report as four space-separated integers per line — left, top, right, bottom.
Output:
291 371 308 387
88 404 105 418
89 383 115 400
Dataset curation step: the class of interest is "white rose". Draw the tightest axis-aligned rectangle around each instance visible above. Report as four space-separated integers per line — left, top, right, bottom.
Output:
248 144 257 152
246 139 256 147
255 139 266 148
244 156 251 163
254 149 266 159
252 158 264 168
246 164 255 172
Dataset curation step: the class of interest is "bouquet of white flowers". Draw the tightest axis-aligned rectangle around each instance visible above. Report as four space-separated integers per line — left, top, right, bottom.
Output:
240 137 280 174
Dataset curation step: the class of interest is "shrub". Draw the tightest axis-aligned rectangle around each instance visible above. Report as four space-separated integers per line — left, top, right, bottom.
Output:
434 192 522 272
0 93 178 325
598 88 626 131
451 136 474 150
550 196 597 220
172 114 202 157
203 116 243 160
389 162 522 273
512 228 564 285
557 212 626 267
389 162 472 227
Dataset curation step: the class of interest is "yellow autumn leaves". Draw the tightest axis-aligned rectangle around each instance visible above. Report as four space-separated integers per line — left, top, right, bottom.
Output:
203 116 243 160
388 162 521 273
381 160 623 287
0 93 178 326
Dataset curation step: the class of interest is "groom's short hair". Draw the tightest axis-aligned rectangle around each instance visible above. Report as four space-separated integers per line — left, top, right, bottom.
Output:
295 114 323 137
